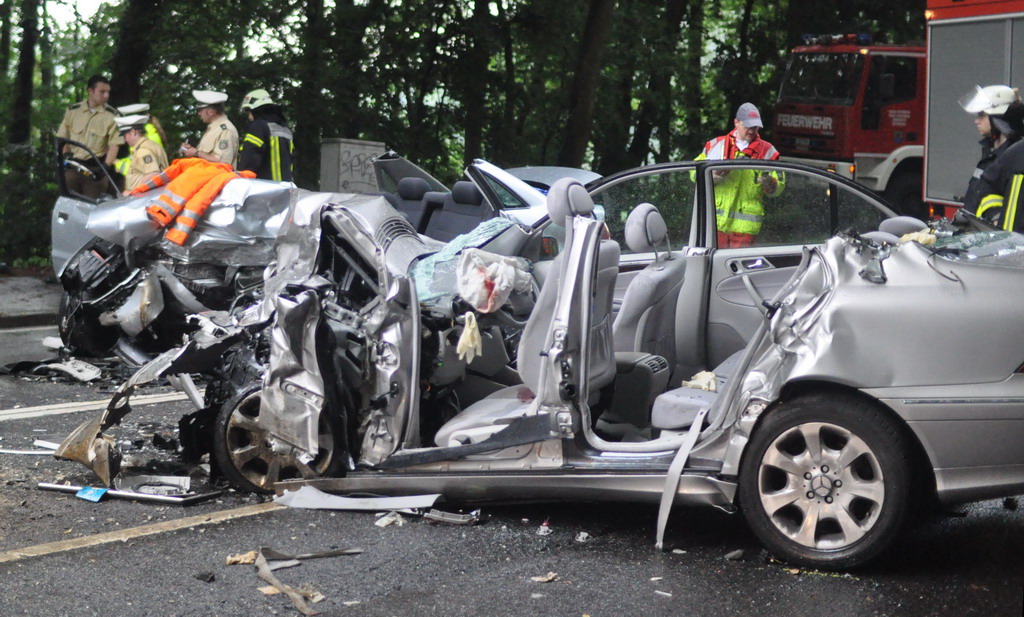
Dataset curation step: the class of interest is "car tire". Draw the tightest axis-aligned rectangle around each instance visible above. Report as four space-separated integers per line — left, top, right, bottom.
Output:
212 384 344 493
58 290 118 357
738 392 912 570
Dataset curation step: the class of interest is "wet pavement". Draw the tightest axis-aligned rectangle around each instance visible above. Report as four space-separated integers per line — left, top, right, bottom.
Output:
0 280 1021 616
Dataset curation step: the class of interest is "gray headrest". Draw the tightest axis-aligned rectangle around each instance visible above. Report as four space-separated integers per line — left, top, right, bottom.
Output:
860 230 901 245
397 177 430 200
451 181 483 205
547 178 594 222
624 203 667 253
878 215 927 236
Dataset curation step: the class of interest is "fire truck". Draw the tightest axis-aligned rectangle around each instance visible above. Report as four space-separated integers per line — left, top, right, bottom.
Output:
773 1 1024 219
772 34 927 217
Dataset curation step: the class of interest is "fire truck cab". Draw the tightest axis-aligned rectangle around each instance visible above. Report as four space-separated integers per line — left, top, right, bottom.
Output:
773 34 927 218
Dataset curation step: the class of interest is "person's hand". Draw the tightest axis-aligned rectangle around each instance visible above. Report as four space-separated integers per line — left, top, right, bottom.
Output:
712 169 729 185
180 142 195 157
759 173 778 194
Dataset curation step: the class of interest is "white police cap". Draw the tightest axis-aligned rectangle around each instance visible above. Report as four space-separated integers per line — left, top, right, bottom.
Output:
192 90 228 107
117 103 150 115
115 114 149 133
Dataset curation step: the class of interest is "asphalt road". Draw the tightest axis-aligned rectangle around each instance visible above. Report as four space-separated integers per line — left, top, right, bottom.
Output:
0 335 1022 616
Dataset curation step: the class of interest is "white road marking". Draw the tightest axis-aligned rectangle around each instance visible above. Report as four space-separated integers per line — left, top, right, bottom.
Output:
0 502 286 564
0 392 191 422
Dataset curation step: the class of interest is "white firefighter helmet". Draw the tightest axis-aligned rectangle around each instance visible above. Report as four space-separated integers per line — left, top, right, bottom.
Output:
241 88 275 111
960 85 1020 115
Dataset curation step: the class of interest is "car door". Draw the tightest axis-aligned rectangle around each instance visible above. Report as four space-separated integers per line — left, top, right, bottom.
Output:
703 160 897 367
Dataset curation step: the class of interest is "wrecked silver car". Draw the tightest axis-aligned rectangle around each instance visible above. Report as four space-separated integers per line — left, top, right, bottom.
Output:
59 159 1024 569
51 143 550 360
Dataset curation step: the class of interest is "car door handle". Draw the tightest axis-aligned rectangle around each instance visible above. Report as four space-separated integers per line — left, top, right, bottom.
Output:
728 257 773 273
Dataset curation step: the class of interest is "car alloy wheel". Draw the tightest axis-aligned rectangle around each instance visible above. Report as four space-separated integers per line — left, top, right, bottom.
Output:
214 386 339 493
739 392 912 569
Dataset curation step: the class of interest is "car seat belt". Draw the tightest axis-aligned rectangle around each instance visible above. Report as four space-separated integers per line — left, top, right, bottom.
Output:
655 404 710 550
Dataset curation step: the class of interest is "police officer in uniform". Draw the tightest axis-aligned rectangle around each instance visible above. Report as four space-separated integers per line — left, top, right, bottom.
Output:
238 88 295 182
56 74 123 198
180 90 238 167
959 85 1024 213
116 114 169 192
114 103 168 178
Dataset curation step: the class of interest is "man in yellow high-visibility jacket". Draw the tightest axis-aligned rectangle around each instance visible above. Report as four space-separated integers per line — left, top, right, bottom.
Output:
695 103 785 248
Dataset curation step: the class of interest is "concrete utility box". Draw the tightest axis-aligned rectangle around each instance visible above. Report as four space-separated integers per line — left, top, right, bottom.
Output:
320 138 387 192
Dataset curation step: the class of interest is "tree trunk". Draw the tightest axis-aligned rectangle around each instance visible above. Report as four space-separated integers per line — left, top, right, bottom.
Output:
557 0 614 167
461 0 490 165
109 0 165 107
679 0 705 156
0 0 12 77
8 0 38 144
293 0 327 189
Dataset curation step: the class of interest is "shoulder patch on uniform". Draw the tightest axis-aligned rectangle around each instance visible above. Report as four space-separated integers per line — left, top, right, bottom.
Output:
69 102 82 110
106 104 119 114
143 155 154 164
220 124 227 130
219 140 229 150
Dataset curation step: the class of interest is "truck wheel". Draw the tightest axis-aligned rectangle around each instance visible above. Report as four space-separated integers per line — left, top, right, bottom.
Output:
738 392 912 570
58 290 118 357
883 172 927 220
212 384 343 493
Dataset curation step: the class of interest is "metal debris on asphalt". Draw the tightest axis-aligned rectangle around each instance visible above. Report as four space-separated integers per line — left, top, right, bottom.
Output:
423 508 481 525
253 546 362 616
37 481 221 505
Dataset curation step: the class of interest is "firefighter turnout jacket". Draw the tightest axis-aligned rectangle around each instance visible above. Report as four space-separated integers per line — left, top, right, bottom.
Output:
238 114 294 182
129 158 256 245
695 130 784 236
975 139 1024 232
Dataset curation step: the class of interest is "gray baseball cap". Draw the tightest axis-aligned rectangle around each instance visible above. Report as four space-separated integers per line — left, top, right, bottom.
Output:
736 102 763 128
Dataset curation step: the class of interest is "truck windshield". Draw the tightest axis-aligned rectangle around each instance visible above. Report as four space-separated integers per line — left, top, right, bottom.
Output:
778 53 864 106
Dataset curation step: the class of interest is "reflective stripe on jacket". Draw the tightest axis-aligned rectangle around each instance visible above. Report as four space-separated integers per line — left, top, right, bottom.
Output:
695 131 783 235
239 116 294 182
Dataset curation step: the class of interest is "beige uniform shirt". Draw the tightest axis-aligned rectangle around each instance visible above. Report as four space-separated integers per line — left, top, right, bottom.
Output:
57 101 123 161
125 137 169 191
197 115 238 167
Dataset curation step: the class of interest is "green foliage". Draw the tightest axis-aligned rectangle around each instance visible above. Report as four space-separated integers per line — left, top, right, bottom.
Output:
0 0 926 261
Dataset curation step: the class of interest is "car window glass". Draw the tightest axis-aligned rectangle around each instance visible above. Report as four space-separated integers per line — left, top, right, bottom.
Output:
710 166 889 247
479 175 531 209
589 169 695 255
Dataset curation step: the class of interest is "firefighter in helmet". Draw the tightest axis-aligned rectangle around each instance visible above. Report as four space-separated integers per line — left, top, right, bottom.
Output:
960 85 1024 214
238 88 295 183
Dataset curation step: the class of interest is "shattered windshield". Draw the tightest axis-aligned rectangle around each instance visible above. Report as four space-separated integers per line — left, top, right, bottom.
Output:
930 231 1024 266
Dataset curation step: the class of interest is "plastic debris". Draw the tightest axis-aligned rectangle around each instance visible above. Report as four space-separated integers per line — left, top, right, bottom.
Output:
536 520 553 536
680 370 717 392
75 486 108 502
575 531 591 543
275 485 440 511
34 358 102 382
655 590 673 598
724 549 744 561
671 549 686 555
375 511 407 528
650 577 663 582
114 474 190 496
530 572 559 583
